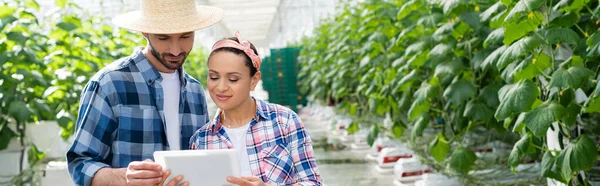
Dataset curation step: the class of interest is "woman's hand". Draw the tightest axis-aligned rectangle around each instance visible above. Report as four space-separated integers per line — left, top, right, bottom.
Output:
226 176 270 186
156 170 188 186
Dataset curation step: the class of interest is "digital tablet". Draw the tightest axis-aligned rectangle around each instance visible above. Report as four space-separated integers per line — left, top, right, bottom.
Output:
153 149 240 186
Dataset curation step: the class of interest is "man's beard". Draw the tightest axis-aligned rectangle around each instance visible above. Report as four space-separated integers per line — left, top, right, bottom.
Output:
149 42 188 70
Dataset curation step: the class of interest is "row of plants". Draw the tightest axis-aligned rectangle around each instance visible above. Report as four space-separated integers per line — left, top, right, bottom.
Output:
298 0 600 185
0 0 209 184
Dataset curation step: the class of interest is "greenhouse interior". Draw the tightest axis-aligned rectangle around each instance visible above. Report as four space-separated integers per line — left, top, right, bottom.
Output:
1 0 600 185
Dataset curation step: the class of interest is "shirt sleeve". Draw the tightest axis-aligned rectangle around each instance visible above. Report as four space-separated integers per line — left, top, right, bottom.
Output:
285 112 323 186
66 81 118 186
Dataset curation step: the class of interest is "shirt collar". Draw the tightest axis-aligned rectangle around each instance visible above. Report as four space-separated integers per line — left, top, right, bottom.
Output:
133 48 188 87
212 97 269 133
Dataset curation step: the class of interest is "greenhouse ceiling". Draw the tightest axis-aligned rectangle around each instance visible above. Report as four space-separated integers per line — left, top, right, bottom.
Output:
202 0 281 47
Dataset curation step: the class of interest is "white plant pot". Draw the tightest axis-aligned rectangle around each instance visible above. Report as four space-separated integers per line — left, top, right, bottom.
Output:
26 121 73 159
0 139 28 184
546 122 567 186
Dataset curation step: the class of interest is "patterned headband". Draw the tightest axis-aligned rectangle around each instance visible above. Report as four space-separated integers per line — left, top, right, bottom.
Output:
211 31 261 70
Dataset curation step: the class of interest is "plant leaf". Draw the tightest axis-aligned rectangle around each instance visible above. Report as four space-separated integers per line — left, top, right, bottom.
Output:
444 79 476 105
505 0 546 21
549 66 594 89
430 132 450 162
525 102 566 137
450 147 477 174
367 125 379 147
495 80 539 120
411 113 429 141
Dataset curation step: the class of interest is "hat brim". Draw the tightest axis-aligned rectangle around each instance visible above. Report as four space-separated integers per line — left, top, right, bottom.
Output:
112 5 224 34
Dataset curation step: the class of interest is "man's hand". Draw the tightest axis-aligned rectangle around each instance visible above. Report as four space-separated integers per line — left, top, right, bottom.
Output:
125 159 164 186
226 176 270 186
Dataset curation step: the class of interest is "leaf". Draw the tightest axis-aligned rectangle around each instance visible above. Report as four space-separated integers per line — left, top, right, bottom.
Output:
395 69 418 92
464 101 494 121
367 125 379 147
549 12 580 28
562 102 581 127
27 144 46 165
482 45 507 69
498 36 541 69
440 0 465 14
25 0 41 11
480 2 506 22
347 122 359 134
549 66 594 89
430 132 450 162
0 6 16 18
553 0 590 12
8 101 33 123
434 60 463 77
408 52 429 68
587 32 600 48
539 28 580 46
568 135 597 172
411 113 429 141
7 32 27 44
512 112 528 132
56 110 74 129
542 151 565 182
459 11 482 31
479 83 502 107
495 80 540 121
392 122 406 138
514 53 551 80
525 102 566 137
0 16 18 33
0 126 17 150
504 0 546 21
450 147 477 174
414 82 438 104
484 28 504 48
444 79 476 105
503 12 543 45
349 103 357 116
359 56 370 68
508 134 535 170
429 43 452 60
556 146 573 182
397 0 420 20
55 0 67 8
409 100 430 121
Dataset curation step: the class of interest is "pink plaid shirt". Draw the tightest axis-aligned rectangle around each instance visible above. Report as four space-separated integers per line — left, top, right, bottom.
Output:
189 98 322 186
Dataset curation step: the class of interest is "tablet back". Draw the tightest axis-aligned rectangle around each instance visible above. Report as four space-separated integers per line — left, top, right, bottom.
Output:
154 149 240 186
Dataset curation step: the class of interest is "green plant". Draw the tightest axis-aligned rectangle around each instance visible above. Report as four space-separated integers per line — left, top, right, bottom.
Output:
299 0 600 185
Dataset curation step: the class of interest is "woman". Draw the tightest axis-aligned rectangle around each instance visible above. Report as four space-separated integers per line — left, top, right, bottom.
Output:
190 32 322 186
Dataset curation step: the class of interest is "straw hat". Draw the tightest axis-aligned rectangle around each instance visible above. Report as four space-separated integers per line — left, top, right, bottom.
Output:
112 0 224 34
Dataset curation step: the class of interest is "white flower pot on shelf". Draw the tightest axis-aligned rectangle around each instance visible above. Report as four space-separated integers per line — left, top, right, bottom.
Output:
376 146 414 169
0 139 28 184
393 157 431 183
41 161 74 186
26 121 73 159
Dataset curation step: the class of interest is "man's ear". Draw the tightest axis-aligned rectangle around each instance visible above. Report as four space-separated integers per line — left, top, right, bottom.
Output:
142 32 150 40
250 71 262 91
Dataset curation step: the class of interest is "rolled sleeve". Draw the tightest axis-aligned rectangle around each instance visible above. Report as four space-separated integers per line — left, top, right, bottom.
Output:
67 81 118 186
286 113 323 186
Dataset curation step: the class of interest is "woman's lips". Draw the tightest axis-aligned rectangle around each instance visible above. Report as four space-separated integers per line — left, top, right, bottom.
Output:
216 94 232 101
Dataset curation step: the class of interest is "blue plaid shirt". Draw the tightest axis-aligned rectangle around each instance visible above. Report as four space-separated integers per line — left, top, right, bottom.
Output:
66 49 210 186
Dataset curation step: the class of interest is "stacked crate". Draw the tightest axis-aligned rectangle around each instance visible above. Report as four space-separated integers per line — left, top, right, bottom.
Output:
260 47 306 111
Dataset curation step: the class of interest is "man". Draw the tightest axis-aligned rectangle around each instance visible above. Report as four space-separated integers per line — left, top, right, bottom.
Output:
66 0 223 185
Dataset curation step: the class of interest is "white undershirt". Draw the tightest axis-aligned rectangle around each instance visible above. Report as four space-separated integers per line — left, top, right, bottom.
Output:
223 123 253 176
160 71 181 150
